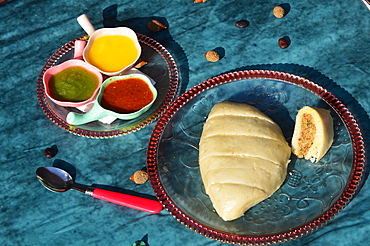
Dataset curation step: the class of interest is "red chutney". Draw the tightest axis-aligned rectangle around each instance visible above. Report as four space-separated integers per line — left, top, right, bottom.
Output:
100 78 154 114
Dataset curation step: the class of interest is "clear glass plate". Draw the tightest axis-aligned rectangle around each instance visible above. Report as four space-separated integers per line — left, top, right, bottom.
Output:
147 70 366 245
37 34 179 138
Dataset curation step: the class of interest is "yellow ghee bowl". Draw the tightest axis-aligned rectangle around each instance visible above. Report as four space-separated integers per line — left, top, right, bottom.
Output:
83 27 141 76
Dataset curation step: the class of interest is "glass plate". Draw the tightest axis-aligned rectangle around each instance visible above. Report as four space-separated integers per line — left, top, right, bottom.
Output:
37 34 179 138
147 70 366 245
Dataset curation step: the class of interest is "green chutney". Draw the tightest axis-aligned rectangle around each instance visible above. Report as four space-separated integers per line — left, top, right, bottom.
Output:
49 66 99 102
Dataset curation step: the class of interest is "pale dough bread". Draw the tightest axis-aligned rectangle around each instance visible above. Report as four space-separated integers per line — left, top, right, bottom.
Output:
291 106 334 163
199 101 291 221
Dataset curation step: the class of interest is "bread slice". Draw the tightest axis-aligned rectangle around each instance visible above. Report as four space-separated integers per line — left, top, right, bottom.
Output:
199 102 291 221
291 106 334 163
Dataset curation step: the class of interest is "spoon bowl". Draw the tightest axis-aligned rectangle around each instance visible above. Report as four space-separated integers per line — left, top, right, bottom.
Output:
36 166 90 193
37 171 73 193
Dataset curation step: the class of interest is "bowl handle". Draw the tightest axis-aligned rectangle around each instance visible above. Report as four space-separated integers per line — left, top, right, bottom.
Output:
77 14 96 36
66 103 110 125
73 40 86 60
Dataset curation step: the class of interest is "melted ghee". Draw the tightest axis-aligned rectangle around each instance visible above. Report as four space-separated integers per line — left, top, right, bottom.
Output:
87 35 139 73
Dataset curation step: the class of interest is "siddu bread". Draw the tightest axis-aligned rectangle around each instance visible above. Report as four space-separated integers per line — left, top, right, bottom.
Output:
291 106 334 163
198 102 291 221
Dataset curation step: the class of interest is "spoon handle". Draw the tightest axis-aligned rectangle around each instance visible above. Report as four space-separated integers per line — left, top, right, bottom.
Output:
91 188 163 214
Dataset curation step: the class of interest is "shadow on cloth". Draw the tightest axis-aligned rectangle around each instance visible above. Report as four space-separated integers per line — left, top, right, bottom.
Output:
102 4 189 97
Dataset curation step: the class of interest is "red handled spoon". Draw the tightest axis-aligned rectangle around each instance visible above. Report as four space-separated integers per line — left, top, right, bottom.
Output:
36 166 162 214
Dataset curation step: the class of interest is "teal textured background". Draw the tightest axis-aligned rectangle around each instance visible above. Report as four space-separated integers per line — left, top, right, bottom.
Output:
1 0 370 245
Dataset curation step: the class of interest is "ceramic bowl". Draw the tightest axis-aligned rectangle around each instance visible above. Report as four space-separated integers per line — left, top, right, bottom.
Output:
66 73 157 125
82 27 141 76
43 59 103 108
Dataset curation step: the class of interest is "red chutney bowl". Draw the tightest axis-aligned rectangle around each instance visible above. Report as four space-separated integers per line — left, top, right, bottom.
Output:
66 73 157 125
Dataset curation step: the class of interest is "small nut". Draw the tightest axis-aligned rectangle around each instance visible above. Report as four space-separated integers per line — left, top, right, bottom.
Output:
130 170 149 184
134 60 148 69
44 145 58 158
147 20 167 32
278 37 290 49
204 50 220 62
235 20 249 28
273 6 286 18
194 0 209 3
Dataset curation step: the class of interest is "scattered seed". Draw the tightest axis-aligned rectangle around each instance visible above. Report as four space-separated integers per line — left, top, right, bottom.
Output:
44 145 58 158
235 20 249 28
273 6 286 18
204 50 220 62
278 37 290 49
134 60 148 69
147 20 167 32
130 170 149 184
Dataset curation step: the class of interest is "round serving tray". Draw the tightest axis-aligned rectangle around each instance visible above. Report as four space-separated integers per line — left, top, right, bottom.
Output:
37 34 179 138
147 70 365 245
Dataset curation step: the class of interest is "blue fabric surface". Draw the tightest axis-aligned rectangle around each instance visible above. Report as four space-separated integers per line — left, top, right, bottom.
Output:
1 0 370 245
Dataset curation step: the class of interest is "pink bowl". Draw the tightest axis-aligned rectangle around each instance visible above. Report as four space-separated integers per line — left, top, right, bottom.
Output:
43 59 103 108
